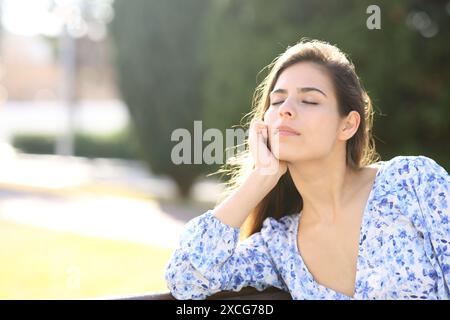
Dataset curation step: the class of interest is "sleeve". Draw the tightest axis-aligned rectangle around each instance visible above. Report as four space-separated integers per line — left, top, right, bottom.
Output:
411 156 450 294
164 210 288 300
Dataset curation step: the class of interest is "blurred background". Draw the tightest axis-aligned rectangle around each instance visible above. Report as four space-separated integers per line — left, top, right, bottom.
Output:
0 0 448 299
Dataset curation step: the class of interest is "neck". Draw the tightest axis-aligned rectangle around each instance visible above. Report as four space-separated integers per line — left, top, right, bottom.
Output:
288 156 360 224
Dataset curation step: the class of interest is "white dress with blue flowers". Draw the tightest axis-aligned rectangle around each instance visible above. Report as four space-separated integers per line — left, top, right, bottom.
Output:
164 156 450 299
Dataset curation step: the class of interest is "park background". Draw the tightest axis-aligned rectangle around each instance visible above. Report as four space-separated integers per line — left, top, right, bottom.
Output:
0 0 449 299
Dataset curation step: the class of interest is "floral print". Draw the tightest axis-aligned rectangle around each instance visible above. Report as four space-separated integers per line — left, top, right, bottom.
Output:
165 156 450 299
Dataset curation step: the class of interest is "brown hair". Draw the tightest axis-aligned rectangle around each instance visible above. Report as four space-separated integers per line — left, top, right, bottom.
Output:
213 38 380 241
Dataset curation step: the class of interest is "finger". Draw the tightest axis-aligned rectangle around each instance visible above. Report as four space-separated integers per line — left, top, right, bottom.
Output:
248 122 259 161
262 126 268 141
249 119 271 167
257 130 271 166
249 120 263 147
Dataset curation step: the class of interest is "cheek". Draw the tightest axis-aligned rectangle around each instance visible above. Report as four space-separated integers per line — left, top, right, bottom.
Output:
303 111 339 140
263 108 277 124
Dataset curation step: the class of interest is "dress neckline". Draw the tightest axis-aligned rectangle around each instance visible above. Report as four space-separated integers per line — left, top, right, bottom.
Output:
292 161 386 299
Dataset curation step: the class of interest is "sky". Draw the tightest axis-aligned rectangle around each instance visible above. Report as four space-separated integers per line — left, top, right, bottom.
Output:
2 0 67 37
1 0 113 38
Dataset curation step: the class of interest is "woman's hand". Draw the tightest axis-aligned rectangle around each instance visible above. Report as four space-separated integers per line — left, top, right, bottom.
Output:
249 119 287 180
211 119 288 228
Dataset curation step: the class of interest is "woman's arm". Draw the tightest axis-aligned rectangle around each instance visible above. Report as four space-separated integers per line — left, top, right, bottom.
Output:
213 119 287 228
412 156 450 296
212 168 282 228
164 209 289 299
164 119 288 299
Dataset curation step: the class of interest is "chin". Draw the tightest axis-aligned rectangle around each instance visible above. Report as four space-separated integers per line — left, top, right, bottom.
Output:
270 139 301 159
273 149 298 162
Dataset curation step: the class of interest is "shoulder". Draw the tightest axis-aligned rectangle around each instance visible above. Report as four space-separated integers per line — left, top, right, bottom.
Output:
381 155 449 219
366 156 448 219
261 213 297 232
255 213 297 256
381 155 449 184
258 213 297 243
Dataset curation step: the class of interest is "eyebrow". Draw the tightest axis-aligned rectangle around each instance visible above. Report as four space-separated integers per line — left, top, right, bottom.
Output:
270 87 327 98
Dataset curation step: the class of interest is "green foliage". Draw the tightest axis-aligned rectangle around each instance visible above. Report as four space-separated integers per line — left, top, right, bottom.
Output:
12 129 139 160
75 130 139 159
13 135 55 155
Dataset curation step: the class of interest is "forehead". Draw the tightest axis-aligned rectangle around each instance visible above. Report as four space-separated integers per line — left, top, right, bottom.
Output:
273 62 334 93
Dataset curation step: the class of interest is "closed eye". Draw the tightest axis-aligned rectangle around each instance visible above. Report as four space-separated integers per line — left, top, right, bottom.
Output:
271 101 318 106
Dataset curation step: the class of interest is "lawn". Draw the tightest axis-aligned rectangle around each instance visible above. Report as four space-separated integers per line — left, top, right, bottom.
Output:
0 219 174 299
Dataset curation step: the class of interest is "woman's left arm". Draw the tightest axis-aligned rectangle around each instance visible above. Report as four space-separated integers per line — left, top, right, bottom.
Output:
412 156 450 290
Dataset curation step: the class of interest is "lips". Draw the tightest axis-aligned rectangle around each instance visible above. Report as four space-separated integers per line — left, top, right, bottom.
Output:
275 125 300 136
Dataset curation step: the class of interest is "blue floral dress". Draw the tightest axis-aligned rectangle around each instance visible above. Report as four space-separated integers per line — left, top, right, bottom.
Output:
164 156 450 300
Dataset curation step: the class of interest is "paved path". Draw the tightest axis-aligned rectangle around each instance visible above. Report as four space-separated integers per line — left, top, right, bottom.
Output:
0 148 223 249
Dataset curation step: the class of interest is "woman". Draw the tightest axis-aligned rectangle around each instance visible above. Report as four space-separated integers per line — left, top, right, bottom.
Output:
164 39 450 300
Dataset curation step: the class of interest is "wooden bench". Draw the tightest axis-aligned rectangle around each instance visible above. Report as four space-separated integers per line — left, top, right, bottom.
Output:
110 286 292 300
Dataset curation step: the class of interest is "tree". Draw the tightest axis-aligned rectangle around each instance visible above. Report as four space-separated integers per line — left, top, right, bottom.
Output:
110 0 210 197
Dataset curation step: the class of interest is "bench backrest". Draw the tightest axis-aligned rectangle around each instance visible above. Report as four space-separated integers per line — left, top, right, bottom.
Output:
111 287 292 300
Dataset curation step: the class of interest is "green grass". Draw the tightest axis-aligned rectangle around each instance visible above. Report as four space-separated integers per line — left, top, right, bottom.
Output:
0 219 174 299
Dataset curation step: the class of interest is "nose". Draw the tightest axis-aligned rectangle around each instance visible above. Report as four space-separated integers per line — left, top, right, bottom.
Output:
278 98 296 119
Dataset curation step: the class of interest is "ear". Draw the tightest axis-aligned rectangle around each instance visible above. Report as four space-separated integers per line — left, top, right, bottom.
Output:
338 111 360 141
